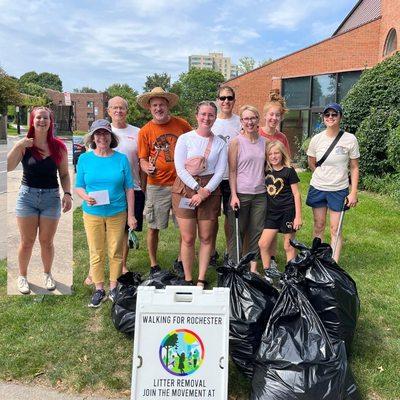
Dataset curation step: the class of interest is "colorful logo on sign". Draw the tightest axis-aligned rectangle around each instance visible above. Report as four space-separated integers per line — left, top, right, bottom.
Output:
159 329 204 376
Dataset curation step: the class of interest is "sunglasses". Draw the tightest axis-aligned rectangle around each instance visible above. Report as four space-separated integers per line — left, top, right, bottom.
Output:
218 96 235 101
323 112 339 118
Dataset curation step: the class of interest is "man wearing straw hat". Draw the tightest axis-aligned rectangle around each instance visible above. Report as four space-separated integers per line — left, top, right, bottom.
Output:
137 87 192 276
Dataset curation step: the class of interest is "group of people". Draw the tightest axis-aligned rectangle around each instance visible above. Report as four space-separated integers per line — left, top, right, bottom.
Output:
8 85 360 307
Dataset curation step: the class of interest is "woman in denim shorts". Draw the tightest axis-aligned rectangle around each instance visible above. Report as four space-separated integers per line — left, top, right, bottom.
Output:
306 103 359 262
7 107 72 294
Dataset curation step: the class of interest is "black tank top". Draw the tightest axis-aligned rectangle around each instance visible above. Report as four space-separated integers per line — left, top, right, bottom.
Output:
21 149 59 189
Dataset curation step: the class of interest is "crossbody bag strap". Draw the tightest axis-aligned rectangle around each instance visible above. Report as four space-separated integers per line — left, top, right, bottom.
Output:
315 129 344 167
203 134 214 160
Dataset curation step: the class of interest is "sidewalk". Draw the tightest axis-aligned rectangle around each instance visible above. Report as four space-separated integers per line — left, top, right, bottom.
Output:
0 382 128 400
7 169 73 295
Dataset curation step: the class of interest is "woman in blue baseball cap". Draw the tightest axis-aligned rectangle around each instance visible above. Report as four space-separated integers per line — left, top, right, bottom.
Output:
306 103 359 262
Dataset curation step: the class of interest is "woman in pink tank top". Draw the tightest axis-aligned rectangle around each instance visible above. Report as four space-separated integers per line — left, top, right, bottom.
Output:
228 105 267 272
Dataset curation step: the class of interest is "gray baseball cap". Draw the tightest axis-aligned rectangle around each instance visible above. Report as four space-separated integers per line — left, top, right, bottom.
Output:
88 119 113 135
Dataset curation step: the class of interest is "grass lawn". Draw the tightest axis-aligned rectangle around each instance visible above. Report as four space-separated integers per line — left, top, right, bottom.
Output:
7 125 19 136
0 172 399 399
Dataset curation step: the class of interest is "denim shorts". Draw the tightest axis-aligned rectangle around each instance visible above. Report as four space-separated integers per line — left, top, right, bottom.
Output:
15 185 61 219
306 186 349 212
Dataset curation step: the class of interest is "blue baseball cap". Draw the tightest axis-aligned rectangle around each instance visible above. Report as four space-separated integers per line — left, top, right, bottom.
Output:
323 103 343 115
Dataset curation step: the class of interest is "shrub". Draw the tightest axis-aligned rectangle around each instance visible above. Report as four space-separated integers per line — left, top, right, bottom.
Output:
357 109 400 176
387 125 400 173
294 136 310 170
361 173 400 203
342 52 400 133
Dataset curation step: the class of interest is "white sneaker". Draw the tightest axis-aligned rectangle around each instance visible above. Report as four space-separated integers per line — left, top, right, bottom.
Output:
17 276 30 294
44 273 56 291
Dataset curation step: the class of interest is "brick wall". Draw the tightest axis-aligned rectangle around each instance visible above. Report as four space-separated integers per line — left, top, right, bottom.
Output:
379 0 400 59
227 19 382 115
45 89 109 132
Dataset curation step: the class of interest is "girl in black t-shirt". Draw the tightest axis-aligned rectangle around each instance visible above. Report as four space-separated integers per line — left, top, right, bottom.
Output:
258 141 302 282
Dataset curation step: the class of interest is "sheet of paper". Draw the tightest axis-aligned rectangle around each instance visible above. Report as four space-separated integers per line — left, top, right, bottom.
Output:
88 190 110 206
179 197 196 209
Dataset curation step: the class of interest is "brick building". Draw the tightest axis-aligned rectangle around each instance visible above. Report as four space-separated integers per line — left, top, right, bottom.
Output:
45 89 109 132
225 0 399 156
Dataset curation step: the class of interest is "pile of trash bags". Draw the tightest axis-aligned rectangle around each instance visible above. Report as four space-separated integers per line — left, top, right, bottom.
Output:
219 238 360 400
217 252 279 378
111 269 181 338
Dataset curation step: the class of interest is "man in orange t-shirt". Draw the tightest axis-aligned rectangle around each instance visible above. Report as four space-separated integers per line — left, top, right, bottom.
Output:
137 87 192 275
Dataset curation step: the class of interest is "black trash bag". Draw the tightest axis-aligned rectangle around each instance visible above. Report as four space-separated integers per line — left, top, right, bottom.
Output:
217 252 279 379
289 238 360 354
111 271 142 338
140 269 181 288
251 278 360 400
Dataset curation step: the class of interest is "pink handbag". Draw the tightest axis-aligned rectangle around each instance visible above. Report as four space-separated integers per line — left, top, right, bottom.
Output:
184 135 213 176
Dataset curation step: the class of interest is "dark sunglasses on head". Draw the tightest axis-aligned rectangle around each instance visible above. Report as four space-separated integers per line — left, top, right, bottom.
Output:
218 95 235 101
323 112 339 118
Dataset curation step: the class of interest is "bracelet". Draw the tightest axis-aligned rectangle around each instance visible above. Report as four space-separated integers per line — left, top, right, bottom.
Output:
64 191 73 200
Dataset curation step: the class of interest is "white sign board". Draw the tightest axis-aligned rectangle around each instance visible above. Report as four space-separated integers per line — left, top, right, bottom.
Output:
64 92 71 106
132 286 230 400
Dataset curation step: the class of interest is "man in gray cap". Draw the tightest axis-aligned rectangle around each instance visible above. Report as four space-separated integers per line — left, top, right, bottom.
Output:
137 87 192 276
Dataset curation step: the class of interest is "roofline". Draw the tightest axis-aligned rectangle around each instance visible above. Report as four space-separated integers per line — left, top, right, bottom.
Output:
225 16 381 84
332 0 364 36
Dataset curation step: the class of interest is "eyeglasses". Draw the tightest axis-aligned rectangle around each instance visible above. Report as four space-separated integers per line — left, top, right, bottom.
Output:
241 117 258 123
323 112 339 118
109 106 127 111
218 96 235 101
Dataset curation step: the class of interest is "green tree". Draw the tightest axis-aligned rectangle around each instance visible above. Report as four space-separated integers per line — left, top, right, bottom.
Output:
143 73 171 92
105 83 141 125
259 58 274 67
162 333 178 367
19 70 62 91
73 87 98 93
238 56 256 74
174 68 225 125
0 68 22 139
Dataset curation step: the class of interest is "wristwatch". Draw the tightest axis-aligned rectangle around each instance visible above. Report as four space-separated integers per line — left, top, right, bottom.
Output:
194 183 201 192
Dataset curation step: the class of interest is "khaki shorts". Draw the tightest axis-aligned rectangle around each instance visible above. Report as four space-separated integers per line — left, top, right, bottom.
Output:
144 184 176 230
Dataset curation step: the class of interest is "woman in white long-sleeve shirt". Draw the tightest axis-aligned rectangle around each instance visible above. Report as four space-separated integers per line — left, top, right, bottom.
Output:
172 101 227 287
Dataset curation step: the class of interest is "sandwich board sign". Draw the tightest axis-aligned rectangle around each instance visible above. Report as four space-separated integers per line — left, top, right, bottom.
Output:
131 286 230 400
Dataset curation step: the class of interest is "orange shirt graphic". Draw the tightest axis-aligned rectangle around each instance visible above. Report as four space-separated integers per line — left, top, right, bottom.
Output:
138 116 192 186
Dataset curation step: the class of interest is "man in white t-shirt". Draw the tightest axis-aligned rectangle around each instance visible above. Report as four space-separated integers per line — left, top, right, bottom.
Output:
108 96 146 276
210 86 242 264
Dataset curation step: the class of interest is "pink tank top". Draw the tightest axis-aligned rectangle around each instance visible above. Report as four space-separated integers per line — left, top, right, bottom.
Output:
236 134 266 194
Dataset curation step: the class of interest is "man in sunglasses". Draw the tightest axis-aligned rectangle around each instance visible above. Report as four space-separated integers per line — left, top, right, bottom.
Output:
210 86 242 264
306 102 360 262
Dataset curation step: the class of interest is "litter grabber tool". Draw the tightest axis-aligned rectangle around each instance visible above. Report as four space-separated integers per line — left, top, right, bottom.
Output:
332 198 349 257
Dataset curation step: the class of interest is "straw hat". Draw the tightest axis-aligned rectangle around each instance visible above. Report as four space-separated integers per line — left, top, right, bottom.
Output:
137 87 179 110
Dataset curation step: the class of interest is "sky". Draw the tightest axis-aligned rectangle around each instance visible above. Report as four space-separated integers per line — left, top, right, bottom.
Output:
0 0 356 93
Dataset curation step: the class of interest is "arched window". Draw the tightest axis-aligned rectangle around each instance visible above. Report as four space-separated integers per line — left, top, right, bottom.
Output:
383 28 397 56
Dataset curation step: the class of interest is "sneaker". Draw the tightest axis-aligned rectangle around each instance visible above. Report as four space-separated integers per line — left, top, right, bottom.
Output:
270 258 279 271
108 287 117 302
17 276 30 294
150 265 162 276
209 251 219 267
88 289 106 308
44 272 56 291
264 266 282 283
173 259 185 278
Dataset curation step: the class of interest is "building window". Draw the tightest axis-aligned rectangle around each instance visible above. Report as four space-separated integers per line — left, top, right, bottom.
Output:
337 71 362 102
87 101 94 108
311 74 336 107
282 77 311 109
383 28 397 56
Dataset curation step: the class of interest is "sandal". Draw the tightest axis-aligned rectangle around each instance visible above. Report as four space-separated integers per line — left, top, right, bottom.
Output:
197 279 209 289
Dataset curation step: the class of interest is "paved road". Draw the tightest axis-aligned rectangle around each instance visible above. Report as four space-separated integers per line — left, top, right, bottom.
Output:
6 136 74 295
0 382 128 400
